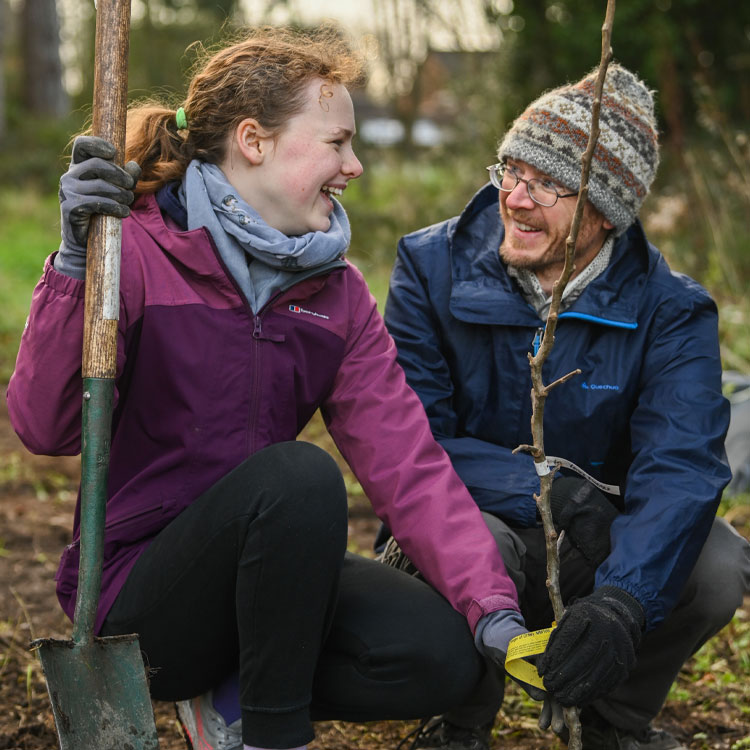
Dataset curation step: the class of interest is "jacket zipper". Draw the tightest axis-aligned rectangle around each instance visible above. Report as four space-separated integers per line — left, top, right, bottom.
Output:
248 317 263 454
558 310 638 330
205 233 346 455
532 310 637 356
245 265 345 452
532 327 544 356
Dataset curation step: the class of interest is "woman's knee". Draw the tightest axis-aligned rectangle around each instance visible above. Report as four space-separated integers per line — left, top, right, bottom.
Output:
233 441 348 530
319 557 484 714
406 611 484 706
378 587 484 706
312 612 483 722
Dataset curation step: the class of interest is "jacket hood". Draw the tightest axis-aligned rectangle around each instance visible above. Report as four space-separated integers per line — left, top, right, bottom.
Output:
130 193 232 281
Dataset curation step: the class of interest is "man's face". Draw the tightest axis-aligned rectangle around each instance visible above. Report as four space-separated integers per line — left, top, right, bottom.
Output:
498 159 613 293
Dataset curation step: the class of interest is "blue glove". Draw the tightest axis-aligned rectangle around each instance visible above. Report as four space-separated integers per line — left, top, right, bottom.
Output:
56 135 141 279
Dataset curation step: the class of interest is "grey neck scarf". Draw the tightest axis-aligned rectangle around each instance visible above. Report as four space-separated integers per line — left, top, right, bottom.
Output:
183 160 350 312
508 233 615 320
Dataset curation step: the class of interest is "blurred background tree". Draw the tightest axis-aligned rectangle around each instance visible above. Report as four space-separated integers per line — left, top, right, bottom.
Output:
481 0 750 152
0 0 6 140
21 0 68 119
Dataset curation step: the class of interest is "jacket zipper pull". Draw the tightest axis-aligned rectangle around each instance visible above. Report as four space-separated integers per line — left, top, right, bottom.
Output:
252 314 285 343
532 327 544 356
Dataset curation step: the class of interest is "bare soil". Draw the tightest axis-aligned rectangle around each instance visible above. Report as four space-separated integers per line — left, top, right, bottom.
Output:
1 399 749 750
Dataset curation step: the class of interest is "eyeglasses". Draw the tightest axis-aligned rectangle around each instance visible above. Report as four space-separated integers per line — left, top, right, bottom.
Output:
486 162 578 207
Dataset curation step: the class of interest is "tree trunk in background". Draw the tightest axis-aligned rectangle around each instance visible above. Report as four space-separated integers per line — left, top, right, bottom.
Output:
0 0 6 139
656 43 684 155
21 0 69 117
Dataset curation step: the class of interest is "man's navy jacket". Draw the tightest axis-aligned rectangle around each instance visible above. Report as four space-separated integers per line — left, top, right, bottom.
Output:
384 183 731 630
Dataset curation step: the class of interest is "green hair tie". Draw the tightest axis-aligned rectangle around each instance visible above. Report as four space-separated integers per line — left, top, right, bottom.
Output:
175 107 188 130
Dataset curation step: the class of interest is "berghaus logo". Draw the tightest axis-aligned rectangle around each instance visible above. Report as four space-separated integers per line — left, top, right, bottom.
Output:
288 304 330 320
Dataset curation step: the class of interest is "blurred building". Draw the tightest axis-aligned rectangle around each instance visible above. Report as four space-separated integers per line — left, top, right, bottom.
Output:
355 50 494 148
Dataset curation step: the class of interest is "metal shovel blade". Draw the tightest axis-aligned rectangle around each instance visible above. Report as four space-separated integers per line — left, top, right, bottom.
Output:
33 633 159 750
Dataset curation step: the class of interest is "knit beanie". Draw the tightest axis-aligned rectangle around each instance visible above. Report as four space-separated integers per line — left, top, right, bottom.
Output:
497 63 659 235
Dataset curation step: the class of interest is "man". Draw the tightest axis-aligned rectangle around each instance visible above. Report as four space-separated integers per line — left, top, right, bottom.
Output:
382 64 750 750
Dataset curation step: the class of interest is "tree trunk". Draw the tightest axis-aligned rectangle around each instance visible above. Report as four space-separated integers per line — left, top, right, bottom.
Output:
21 0 69 117
0 0 6 139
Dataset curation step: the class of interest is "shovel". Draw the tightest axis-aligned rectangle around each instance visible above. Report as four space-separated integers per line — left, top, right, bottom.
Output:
30 1 159 747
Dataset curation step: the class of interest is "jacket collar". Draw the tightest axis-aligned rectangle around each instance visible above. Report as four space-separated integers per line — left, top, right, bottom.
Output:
131 191 229 279
129 191 344 305
447 183 653 329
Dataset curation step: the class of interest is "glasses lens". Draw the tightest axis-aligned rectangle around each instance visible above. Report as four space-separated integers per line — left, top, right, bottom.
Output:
496 165 517 192
527 179 558 207
487 165 504 190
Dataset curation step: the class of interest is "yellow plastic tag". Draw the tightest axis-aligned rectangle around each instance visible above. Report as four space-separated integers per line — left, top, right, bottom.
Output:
504 625 555 691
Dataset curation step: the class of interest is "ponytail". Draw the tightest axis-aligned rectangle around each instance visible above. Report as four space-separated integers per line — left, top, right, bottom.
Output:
125 104 192 195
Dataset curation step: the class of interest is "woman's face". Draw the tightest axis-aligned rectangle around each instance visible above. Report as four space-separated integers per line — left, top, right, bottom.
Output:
227 78 363 236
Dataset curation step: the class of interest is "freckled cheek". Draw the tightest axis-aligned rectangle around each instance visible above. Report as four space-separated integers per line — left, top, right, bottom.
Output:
294 176 319 200
277 144 329 201
279 168 316 201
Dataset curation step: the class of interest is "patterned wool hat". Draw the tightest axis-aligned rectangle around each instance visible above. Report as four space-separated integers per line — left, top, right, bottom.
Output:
497 63 659 235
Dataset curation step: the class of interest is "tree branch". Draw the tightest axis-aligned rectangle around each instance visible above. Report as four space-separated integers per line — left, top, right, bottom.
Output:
520 2 616 747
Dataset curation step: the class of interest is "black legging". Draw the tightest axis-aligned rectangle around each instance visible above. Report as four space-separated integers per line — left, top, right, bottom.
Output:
102 441 483 747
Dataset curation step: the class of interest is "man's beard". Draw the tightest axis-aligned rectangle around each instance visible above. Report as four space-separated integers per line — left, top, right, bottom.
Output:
499 232 567 272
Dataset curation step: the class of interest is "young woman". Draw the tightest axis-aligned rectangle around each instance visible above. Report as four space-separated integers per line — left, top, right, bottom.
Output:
6 25 538 750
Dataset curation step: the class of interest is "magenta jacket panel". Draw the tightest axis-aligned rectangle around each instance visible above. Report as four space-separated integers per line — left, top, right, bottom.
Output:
6 193 519 634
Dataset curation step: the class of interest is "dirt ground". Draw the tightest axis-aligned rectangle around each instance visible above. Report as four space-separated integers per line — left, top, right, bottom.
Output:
1 398 749 750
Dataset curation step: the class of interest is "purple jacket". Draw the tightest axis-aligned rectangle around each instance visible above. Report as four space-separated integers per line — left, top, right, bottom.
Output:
7 193 518 634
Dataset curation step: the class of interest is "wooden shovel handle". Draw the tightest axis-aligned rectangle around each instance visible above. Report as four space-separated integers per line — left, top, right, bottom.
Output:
82 0 131 378
73 0 131 641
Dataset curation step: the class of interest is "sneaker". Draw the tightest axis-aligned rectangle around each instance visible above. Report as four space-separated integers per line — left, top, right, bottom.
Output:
581 720 687 749
176 691 243 750
378 535 422 579
399 717 492 750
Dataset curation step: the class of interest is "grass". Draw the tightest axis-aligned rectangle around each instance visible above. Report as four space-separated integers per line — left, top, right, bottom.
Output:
670 608 750 697
0 190 60 383
0 450 77 504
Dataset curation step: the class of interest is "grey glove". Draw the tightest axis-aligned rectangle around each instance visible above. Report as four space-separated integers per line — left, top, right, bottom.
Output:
476 610 565 733
475 609 544 700
56 135 141 279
